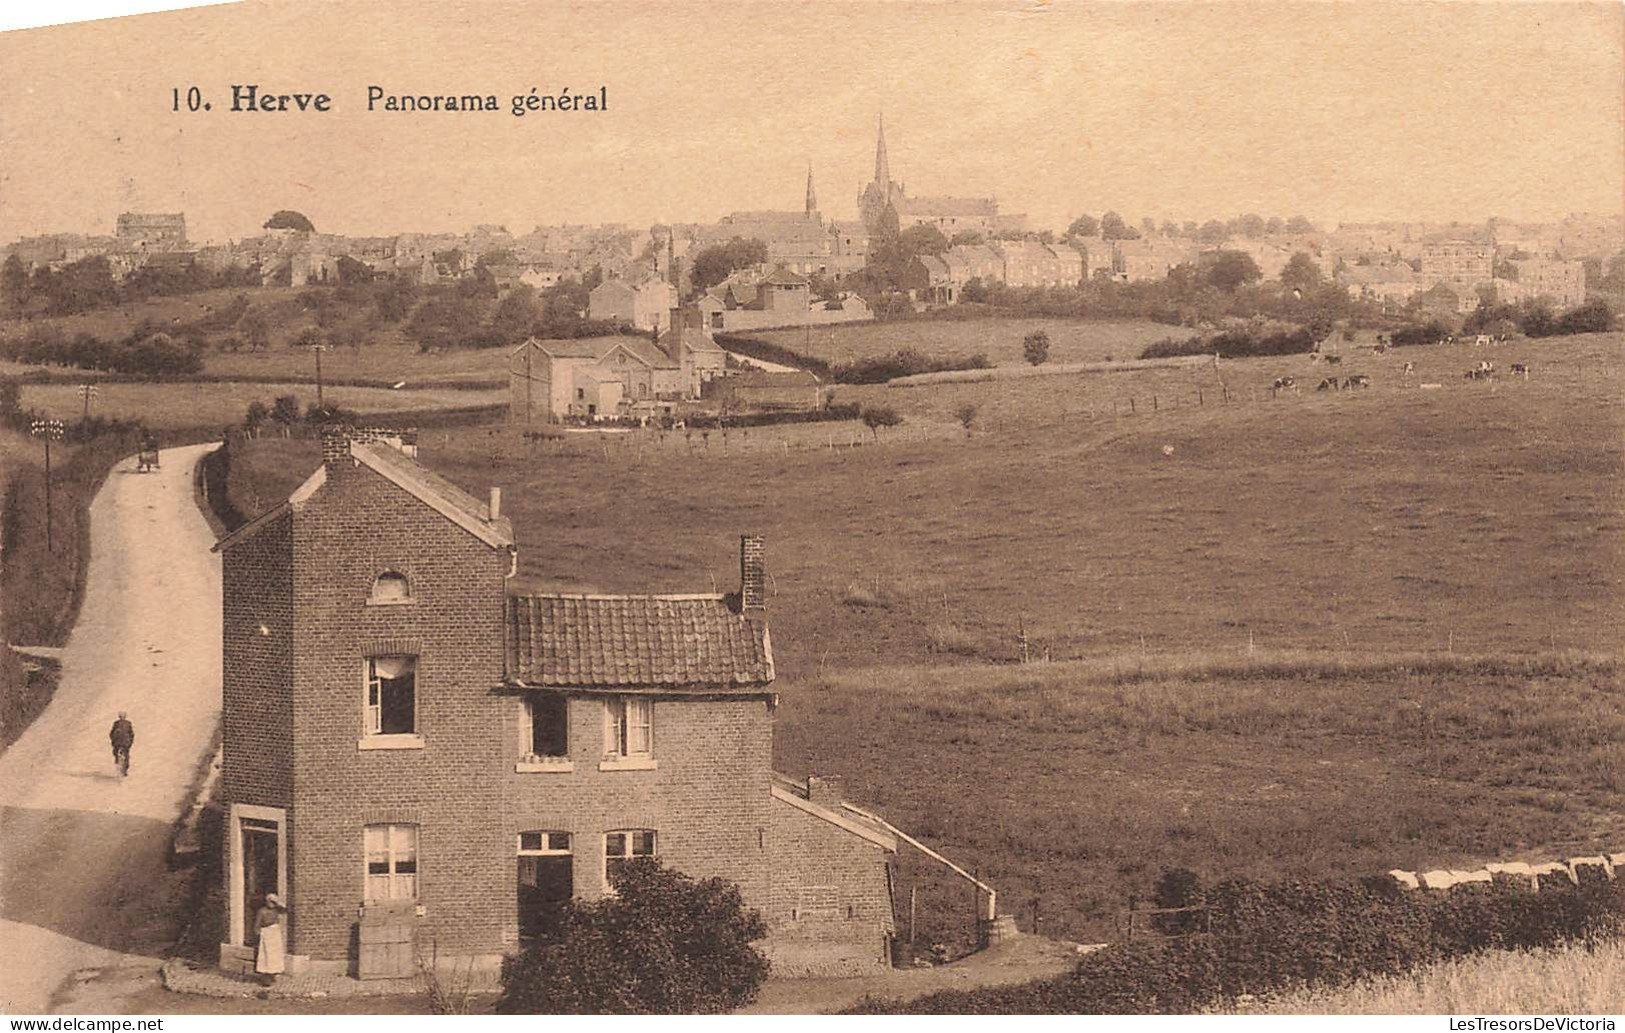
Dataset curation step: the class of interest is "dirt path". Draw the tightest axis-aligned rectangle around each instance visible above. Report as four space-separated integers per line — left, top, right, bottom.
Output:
0 444 222 1015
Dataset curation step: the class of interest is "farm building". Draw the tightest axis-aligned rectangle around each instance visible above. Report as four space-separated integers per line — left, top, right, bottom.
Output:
703 370 826 412
213 430 902 978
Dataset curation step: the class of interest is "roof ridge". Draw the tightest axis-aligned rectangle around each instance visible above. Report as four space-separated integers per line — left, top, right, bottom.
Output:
517 591 728 602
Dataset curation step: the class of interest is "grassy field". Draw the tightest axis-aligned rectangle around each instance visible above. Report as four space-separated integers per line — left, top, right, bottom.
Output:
19 381 507 430
773 654 1623 946
1 286 514 387
754 318 1198 368
1229 939 1625 1014
212 328 1625 949
228 332 1625 670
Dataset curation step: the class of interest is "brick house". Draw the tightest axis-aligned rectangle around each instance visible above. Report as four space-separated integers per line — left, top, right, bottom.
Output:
214 432 897 978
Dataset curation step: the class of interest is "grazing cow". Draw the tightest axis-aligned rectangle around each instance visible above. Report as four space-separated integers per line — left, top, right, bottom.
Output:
1308 352 1322 364
1324 354 1343 366
1272 376 1296 391
1510 362 1530 378
1474 334 1492 347
1401 361 1416 376
1317 377 1339 392
1373 342 1389 355
1344 374 1371 389
1477 360 1495 374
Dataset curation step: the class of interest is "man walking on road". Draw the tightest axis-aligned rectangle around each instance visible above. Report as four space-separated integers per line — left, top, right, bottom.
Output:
109 712 134 776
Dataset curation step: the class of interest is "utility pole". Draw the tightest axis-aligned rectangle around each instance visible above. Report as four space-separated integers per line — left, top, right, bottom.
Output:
77 383 98 421
29 419 64 553
309 343 329 408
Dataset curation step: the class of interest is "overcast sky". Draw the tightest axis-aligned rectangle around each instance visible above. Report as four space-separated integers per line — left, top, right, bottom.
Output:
1 0 1620 243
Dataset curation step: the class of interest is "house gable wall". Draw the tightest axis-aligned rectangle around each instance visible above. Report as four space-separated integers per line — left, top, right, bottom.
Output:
285 461 510 960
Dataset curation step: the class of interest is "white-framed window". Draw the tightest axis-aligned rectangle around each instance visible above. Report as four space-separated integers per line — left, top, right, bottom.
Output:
605 829 656 885
370 571 411 604
523 696 569 761
604 697 652 758
364 823 419 901
365 656 417 735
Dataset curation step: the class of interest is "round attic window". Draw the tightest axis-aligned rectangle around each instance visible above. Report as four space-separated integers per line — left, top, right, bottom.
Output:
371 571 411 603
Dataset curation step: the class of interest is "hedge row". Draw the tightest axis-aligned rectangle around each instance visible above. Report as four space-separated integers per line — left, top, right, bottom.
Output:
849 872 1624 1014
713 334 832 378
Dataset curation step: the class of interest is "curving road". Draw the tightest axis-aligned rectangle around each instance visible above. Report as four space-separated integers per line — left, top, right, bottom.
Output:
0 444 222 1014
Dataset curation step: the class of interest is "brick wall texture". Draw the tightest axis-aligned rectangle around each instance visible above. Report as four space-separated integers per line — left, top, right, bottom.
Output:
220 451 893 971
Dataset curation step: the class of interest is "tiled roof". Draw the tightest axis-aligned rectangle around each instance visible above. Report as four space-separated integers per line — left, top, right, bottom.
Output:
505 594 774 690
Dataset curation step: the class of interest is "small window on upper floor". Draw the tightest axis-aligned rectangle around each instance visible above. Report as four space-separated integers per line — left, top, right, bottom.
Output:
371 571 411 604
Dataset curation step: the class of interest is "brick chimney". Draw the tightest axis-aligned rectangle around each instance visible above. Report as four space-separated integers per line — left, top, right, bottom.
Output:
320 427 351 466
806 775 844 807
740 534 766 618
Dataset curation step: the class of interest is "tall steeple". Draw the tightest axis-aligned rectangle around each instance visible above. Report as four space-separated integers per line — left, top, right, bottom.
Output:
805 163 818 218
874 114 891 187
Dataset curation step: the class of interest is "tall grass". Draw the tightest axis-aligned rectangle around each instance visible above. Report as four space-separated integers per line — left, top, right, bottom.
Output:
1229 939 1625 1015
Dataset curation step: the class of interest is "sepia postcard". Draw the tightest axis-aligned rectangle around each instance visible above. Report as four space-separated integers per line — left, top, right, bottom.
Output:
0 0 1622 1021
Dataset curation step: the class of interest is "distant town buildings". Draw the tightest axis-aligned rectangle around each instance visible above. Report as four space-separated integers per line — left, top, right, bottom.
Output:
115 212 186 248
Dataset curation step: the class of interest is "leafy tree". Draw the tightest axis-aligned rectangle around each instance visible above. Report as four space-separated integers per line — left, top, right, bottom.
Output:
1599 251 1625 295
860 404 903 440
1197 220 1229 244
263 210 315 233
1100 212 1140 241
950 230 985 246
689 237 769 293
1204 250 1263 292
497 858 767 1014
960 276 990 304
1140 217 1158 237
271 394 301 428
897 224 950 257
0 378 21 420
244 401 270 434
1023 329 1051 365
875 203 901 242
240 307 271 351
335 255 373 285
2 254 28 307
1160 220 1180 238
1265 216 1285 235
1284 215 1316 234
1280 252 1323 291
1182 220 1199 237
1555 298 1614 335
1066 214 1099 239
489 285 543 343
1236 214 1267 239
954 402 978 436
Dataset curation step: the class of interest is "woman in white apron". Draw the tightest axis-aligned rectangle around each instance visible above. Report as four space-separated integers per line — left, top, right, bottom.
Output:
254 893 287 983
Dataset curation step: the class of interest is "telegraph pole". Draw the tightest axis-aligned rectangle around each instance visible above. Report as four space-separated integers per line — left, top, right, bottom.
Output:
29 419 64 553
77 383 98 421
309 343 329 408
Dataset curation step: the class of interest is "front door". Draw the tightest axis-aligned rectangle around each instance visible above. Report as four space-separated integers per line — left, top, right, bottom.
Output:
241 818 280 943
517 831 572 942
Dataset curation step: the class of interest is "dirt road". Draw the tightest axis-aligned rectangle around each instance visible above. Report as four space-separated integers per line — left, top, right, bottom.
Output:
0 444 222 1015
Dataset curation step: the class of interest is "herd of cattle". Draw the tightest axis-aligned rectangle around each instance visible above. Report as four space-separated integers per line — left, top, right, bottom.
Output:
1270 333 1534 396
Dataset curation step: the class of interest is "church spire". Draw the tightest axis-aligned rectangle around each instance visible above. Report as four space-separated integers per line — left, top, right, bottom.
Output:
874 114 891 187
805 163 818 217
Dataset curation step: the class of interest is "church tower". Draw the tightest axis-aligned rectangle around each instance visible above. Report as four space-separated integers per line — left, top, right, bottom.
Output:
805 164 818 220
858 114 905 235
